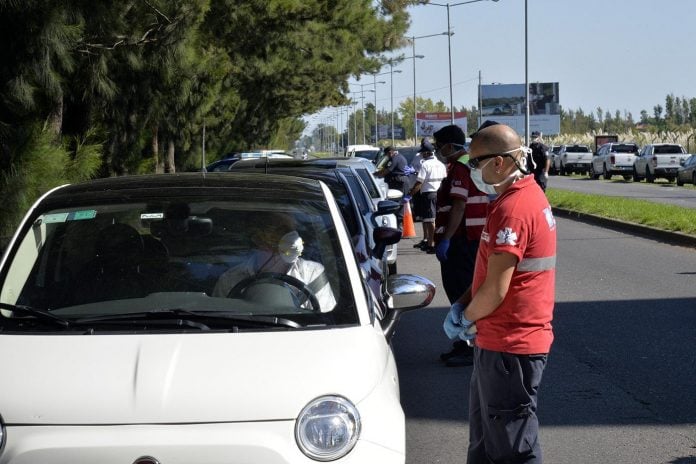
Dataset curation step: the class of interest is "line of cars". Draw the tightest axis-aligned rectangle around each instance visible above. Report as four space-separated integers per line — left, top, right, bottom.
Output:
0 156 435 461
549 142 695 185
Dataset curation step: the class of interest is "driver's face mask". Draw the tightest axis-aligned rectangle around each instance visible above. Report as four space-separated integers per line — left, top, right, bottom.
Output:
278 231 304 264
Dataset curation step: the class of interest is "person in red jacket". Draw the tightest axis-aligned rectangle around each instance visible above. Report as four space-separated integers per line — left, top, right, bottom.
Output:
444 123 557 463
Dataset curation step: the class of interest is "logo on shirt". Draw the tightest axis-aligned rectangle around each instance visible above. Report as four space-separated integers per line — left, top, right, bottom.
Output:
543 206 556 230
495 227 518 246
481 231 490 242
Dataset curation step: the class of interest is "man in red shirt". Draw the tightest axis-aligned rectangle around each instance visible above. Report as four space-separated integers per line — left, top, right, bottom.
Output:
444 123 556 463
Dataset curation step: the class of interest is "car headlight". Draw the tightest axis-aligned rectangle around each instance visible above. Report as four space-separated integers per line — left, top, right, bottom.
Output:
295 395 361 461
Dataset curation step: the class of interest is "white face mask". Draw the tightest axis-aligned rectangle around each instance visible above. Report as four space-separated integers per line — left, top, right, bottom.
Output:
469 159 498 195
278 230 304 264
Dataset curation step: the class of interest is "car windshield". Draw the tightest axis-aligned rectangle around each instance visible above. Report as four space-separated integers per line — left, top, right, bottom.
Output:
353 149 380 160
0 195 359 332
612 144 638 153
654 145 684 154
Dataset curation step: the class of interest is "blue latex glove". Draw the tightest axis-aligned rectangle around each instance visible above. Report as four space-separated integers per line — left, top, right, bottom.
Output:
459 323 477 343
443 302 473 340
435 238 450 261
403 195 412 203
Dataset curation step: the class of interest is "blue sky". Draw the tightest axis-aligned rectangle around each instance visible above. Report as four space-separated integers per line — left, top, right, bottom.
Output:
308 0 696 134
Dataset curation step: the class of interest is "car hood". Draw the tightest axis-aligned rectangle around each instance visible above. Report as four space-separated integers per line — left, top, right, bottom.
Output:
0 326 391 424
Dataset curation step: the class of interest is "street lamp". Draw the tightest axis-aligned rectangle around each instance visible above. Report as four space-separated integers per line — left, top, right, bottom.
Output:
388 63 403 146
407 32 450 142
418 0 499 124
372 71 390 144
351 82 375 144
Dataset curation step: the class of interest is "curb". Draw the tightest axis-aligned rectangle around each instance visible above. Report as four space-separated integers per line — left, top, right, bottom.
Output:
552 207 696 249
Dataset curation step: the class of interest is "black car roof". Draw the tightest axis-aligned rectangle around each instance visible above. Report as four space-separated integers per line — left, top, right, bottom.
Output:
45 172 326 205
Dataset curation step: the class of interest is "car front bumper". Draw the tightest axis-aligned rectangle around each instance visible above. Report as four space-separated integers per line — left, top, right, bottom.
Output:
0 422 404 464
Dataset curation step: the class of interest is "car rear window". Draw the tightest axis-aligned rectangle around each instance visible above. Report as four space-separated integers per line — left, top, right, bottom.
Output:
612 144 638 153
567 145 590 152
654 145 684 154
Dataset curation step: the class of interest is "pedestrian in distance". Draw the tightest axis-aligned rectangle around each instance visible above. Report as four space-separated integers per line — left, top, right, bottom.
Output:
529 131 550 192
432 123 492 367
375 146 410 230
408 139 446 253
444 123 557 463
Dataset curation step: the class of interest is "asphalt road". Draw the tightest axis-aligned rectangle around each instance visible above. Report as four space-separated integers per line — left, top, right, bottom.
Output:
548 175 696 209
391 218 696 464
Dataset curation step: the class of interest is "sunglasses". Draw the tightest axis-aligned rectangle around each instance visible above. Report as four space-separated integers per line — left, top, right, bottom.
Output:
467 153 513 169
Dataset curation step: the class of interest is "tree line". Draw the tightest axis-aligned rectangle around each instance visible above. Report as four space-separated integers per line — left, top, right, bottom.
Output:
0 0 419 242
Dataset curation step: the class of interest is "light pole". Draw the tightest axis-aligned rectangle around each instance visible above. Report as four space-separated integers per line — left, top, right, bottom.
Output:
408 32 449 142
351 83 374 144
418 0 499 124
388 63 403 146
372 71 389 144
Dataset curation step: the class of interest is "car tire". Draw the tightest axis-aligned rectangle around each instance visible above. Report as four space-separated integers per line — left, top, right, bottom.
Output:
633 166 642 182
589 164 599 180
646 167 655 183
677 175 684 186
603 164 612 180
692 172 696 186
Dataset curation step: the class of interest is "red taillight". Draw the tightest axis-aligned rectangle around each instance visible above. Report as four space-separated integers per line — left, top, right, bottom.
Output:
610 155 615 164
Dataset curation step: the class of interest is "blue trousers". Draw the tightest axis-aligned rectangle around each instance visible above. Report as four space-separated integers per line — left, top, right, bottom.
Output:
468 347 548 464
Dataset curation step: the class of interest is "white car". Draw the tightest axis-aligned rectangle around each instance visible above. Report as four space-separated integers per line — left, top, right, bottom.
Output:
554 144 592 175
633 143 690 183
0 173 435 463
589 142 639 180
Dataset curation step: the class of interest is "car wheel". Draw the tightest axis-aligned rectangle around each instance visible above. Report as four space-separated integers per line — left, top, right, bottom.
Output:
677 175 684 186
633 166 642 182
589 164 599 180
646 167 655 183
693 172 696 186
388 262 397 275
603 164 612 180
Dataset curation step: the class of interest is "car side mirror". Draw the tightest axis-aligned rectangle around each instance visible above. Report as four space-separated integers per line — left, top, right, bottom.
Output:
372 226 402 259
381 273 436 340
375 200 401 216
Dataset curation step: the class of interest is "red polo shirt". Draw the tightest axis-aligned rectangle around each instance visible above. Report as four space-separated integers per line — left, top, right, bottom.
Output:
472 175 557 354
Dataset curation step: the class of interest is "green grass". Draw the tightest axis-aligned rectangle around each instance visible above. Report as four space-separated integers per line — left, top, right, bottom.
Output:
546 189 696 236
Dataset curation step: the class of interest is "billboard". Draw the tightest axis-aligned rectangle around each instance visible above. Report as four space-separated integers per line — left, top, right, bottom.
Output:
416 112 468 138
374 124 406 141
480 83 560 135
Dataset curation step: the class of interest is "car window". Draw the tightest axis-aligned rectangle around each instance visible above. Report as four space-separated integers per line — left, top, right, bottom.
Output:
354 167 380 199
353 150 380 161
567 145 590 152
1 196 359 330
612 144 638 153
343 173 372 215
654 145 684 154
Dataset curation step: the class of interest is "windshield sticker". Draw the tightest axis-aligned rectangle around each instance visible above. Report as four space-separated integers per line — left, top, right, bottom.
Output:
42 213 70 224
141 212 164 220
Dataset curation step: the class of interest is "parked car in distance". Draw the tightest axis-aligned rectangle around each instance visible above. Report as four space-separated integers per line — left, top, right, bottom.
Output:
589 142 639 180
548 145 562 175
0 172 435 463
345 144 381 163
676 154 696 186
311 157 402 274
633 143 690 183
205 152 293 172
554 144 592 175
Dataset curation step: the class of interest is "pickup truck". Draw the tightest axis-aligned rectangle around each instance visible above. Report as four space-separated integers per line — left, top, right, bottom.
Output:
554 144 592 175
633 143 691 183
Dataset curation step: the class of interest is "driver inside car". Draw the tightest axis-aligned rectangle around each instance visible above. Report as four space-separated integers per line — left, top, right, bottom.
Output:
212 215 336 312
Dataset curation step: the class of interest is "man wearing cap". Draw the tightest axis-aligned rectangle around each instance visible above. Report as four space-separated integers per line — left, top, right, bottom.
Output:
376 146 410 229
529 131 550 191
408 140 446 253
433 124 491 366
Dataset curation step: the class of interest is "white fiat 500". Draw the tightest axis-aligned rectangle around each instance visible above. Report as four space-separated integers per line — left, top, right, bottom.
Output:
0 173 435 464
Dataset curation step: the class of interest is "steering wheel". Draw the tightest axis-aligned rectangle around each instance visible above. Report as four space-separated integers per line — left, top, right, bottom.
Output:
226 272 321 312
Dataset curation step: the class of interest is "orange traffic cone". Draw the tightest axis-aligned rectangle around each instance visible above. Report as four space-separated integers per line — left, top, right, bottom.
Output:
402 198 416 238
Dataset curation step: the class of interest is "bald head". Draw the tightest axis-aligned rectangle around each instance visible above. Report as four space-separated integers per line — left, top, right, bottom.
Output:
470 124 521 156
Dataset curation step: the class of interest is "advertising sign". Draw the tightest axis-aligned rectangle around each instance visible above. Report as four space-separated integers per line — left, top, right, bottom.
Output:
480 83 560 135
374 124 406 140
416 112 468 138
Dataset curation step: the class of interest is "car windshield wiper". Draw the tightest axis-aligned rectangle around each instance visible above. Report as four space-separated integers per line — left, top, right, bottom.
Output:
0 302 72 328
75 309 302 330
